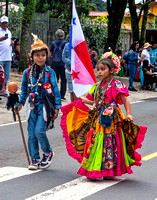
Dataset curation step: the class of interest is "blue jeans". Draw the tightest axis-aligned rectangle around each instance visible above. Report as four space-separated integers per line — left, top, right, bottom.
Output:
0 61 11 86
65 72 73 93
27 103 52 160
128 63 137 88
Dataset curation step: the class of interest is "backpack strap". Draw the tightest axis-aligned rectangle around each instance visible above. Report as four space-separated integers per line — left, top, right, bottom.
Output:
26 66 51 82
26 67 31 82
46 71 50 80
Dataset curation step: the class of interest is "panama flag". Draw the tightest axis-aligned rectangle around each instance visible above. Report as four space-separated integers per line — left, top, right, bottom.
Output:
69 0 97 97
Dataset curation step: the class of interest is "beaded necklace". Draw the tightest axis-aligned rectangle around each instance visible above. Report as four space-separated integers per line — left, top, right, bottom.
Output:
28 65 43 91
94 79 113 110
28 65 43 110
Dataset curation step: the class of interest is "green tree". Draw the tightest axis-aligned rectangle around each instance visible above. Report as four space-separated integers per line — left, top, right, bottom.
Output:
35 0 95 35
81 17 108 55
87 0 107 11
18 0 36 72
106 0 127 52
128 0 155 43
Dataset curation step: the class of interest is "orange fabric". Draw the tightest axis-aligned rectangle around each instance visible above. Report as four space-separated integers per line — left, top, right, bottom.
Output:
83 128 95 157
66 106 89 135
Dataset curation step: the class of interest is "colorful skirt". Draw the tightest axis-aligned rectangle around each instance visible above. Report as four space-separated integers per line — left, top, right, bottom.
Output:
60 99 147 179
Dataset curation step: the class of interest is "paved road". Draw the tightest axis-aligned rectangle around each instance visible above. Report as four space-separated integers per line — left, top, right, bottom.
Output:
0 99 157 200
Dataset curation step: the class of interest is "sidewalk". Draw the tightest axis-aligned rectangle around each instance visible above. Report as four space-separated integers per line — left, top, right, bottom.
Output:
0 71 157 125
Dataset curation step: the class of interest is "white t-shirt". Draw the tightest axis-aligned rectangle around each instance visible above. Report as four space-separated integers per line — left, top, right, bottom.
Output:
141 49 150 66
0 28 12 61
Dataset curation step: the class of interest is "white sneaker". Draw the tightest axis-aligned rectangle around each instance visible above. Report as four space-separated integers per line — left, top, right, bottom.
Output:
39 151 54 169
28 159 40 170
155 87 157 92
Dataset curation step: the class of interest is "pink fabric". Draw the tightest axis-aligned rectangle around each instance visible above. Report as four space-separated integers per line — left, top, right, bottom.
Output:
77 125 146 178
135 126 147 150
86 93 94 101
60 82 147 179
60 99 89 163
86 79 129 105
77 166 133 179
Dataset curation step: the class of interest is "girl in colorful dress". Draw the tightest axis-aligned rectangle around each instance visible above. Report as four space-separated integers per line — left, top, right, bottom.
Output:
17 34 61 170
61 52 147 179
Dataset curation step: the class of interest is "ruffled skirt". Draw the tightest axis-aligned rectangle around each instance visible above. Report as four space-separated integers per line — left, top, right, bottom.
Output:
60 99 147 178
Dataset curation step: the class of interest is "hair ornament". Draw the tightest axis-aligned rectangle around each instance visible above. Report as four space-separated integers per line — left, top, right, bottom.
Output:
101 52 121 74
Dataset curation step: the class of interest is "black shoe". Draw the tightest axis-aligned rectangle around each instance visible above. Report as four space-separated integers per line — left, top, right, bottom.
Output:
0 97 2 100
61 97 66 101
132 87 137 91
39 151 54 169
28 159 40 170
128 87 137 91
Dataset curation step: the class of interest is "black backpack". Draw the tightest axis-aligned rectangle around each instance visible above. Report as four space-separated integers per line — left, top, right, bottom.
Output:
52 41 66 67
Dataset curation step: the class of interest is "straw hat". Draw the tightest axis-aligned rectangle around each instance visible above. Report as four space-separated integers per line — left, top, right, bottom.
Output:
143 42 152 49
30 33 49 57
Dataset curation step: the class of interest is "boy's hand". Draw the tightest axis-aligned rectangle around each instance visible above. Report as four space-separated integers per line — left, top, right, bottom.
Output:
52 109 59 120
15 103 22 114
126 114 133 122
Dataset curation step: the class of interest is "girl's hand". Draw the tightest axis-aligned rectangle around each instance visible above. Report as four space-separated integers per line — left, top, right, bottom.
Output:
80 97 94 105
52 109 59 120
80 97 86 103
126 114 133 122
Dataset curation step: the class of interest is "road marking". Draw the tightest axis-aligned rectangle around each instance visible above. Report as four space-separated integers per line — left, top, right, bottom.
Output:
0 166 40 183
26 177 125 200
0 120 26 127
130 100 144 104
142 152 157 161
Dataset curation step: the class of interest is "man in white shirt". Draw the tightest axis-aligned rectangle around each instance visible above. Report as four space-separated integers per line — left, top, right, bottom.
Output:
0 16 14 95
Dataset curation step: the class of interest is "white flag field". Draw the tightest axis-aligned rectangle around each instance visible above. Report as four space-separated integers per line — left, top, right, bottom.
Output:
69 0 97 97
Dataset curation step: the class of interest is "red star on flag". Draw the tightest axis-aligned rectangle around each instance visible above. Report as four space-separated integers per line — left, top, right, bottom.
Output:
72 70 80 80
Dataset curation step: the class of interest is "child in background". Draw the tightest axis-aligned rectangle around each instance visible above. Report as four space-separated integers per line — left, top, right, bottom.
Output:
61 52 147 179
17 34 61 170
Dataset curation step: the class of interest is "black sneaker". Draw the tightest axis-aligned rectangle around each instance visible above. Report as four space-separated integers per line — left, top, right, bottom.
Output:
28 159 40 170
128 87 137 91
39 151 54 169
61 97 66 101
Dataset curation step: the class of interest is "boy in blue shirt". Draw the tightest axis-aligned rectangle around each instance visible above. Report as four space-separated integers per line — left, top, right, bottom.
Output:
17 34 61 170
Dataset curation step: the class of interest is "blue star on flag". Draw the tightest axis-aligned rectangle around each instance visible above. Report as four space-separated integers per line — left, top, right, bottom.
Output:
73 17 76 25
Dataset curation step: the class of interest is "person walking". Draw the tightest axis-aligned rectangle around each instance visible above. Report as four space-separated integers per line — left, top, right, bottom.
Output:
128 41 140 91
14 38 21 65
50 29 67 101
17 34 61 170
0 16 14 92
61 52 147 179
62 42 77 102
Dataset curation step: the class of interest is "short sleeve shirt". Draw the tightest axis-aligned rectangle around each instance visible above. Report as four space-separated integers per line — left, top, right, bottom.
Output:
149 48 157 65
86 79 129 105
141 49 150 66
0 28 12 61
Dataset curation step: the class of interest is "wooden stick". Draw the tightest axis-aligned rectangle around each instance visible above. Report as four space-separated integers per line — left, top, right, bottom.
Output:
16 112 31 165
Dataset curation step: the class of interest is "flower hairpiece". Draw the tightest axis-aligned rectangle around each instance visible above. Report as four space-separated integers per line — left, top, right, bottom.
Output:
101 52 121 74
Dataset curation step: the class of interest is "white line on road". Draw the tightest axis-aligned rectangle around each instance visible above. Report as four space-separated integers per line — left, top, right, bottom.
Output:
130 100 144 104
26 177 125 200
0 166 40 183
0 120 26 127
